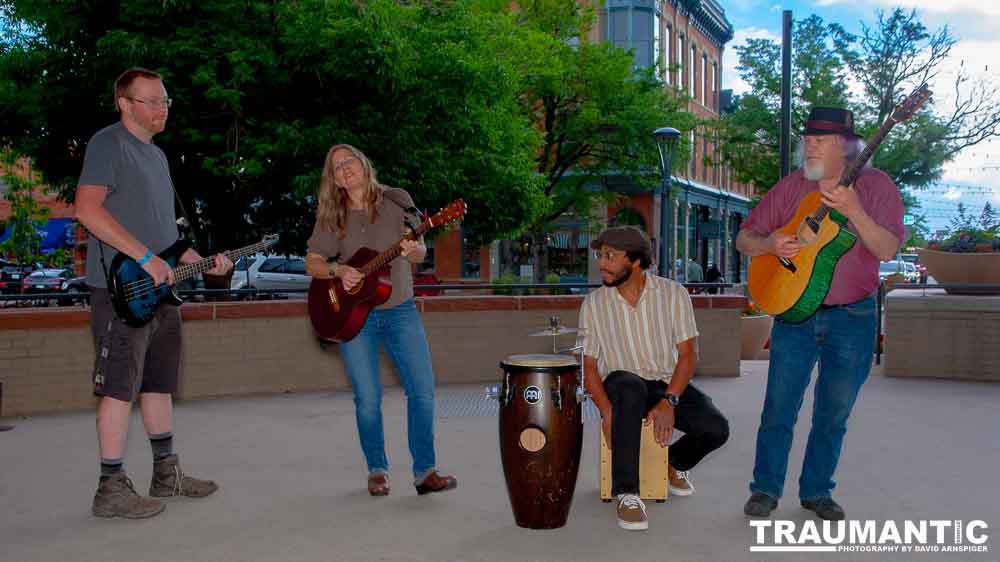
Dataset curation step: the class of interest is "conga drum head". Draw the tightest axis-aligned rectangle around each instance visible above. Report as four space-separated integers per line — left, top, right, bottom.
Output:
500 354 578 373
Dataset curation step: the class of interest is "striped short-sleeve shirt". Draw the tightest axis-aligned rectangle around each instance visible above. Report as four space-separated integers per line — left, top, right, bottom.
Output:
578 273 699 382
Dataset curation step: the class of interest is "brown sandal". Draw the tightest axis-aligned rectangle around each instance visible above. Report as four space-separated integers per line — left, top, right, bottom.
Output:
368 472 390 496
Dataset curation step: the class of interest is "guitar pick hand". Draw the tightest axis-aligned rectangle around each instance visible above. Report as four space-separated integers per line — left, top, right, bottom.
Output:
766 232 803 258
336 264 364 291
142 255 174 286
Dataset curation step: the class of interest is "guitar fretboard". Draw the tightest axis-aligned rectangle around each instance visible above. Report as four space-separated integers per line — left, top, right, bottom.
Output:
358 222 433 276
173 239 277 283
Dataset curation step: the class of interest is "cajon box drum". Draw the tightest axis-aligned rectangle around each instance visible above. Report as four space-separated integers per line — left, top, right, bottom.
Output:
599 419 669 502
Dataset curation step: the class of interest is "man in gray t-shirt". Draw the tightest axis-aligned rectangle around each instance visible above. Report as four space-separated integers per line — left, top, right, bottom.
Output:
75 67 232 519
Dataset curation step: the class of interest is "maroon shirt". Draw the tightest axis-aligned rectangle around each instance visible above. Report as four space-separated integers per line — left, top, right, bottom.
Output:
742 168 905 305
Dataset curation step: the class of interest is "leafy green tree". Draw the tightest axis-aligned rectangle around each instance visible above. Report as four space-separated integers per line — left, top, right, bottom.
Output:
714 15 853 191
511 0 695 280
717 8 1000 206
0 149 49 281
0 0 545 254
948 202 974 234
979 201 997 232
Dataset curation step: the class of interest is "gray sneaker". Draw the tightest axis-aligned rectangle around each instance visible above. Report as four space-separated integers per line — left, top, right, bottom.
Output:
744 492 778 517
150 454 219 498
801 497 845 521
92 472 165 519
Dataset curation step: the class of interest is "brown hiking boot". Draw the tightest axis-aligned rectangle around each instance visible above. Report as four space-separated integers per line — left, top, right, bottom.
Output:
150 454 219 498
92 472 165 519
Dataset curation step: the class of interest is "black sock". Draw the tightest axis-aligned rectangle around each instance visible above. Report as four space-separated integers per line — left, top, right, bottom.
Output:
100 458 123 480
149 432 174 461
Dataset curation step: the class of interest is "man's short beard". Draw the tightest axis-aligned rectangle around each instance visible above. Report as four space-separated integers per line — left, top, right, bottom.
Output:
803 159 825 181
602 267 632 287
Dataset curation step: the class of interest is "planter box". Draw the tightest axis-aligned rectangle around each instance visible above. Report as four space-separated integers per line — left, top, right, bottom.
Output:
740 315 773 360
917 248 1000 295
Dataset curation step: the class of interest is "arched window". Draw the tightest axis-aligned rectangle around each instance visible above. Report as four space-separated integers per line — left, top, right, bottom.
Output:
612 207 648 231
606 0 662 71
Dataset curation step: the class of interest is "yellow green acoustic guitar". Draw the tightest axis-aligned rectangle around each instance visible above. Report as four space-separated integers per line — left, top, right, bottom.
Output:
748 85 931 323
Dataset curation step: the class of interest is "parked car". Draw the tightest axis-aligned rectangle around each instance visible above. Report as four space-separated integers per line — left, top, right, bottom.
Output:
898 253 928 283
0 260 42 294
879 260 918 284
23 268 73 294
231 254 310 298
59 275 89 306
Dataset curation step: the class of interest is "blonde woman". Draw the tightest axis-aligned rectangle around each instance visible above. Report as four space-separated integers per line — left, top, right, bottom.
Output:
305 144 457 497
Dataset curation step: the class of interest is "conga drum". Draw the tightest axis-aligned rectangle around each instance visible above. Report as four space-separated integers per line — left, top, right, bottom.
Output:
498 354 583 529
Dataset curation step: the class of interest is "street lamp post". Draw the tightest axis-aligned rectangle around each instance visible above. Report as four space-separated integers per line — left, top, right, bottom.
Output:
653 127 681 278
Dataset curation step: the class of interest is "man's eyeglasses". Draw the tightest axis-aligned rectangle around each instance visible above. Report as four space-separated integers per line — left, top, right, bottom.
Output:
128 97 172 109
593 250 624 261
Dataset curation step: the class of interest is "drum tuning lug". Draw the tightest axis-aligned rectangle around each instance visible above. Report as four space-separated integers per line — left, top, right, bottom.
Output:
485 384 501 401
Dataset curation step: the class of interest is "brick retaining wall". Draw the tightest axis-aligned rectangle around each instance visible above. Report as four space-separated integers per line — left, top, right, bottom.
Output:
0 294 747 416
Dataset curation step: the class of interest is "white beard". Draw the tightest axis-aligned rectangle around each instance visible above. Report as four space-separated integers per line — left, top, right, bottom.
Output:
803 159 825 181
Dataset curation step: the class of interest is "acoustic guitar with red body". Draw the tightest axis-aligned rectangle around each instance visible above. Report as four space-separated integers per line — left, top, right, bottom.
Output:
308 199 466 342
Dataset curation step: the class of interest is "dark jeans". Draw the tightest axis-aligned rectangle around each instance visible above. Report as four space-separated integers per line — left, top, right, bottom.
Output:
749 296 877 500
604 371 730 496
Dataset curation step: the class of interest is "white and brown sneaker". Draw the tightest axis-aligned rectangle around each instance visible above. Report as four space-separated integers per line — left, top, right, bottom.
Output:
616 494 648 531
668 465 695 496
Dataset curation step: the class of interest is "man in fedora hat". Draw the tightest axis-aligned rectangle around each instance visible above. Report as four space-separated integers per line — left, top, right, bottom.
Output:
579 225 730 531
736 106 905 520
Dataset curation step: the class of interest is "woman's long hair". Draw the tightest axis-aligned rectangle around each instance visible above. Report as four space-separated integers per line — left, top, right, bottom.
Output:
316 144 385 239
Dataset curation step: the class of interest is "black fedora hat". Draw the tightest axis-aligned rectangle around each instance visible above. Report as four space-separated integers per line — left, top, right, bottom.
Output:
803 106 861 138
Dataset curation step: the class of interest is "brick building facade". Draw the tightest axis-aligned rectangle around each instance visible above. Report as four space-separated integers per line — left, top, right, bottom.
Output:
430 0 753 286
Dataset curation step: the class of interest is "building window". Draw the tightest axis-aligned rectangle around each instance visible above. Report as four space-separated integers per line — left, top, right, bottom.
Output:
711 61 718 109
688 130 696 177
664 26 672 84
689 44 696 95
607 1 660 70
701 54 708 105
612 207 648 230
703 136 710 183
461 227 480 279
677 34 684 88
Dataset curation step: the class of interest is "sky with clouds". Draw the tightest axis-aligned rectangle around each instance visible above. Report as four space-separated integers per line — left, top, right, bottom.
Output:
719 0 1000 234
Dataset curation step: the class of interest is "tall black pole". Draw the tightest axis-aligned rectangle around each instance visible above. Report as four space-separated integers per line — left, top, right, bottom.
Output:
653 128 680 277
780 10 793 179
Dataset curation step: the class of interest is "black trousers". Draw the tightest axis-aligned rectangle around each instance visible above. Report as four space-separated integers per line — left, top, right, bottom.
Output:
604 370 730 496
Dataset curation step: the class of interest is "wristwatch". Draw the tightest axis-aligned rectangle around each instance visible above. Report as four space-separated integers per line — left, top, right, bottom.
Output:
664 392 679 408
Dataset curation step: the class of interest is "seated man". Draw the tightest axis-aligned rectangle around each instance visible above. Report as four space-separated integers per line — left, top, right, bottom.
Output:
580 226 730 531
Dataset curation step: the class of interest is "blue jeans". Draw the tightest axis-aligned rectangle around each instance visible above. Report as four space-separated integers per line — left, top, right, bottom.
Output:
338 299 437 478
750 296 877 500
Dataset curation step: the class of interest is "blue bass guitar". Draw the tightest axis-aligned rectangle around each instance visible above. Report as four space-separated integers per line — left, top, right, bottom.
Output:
107 235 278 327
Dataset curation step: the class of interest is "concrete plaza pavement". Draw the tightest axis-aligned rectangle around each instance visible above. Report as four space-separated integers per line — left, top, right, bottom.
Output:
1 361 998 562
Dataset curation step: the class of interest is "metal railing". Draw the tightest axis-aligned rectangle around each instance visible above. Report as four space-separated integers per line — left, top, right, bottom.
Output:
0 282 739 305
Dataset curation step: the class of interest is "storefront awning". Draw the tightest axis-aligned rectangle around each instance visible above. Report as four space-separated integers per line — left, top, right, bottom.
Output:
0 217 76 253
